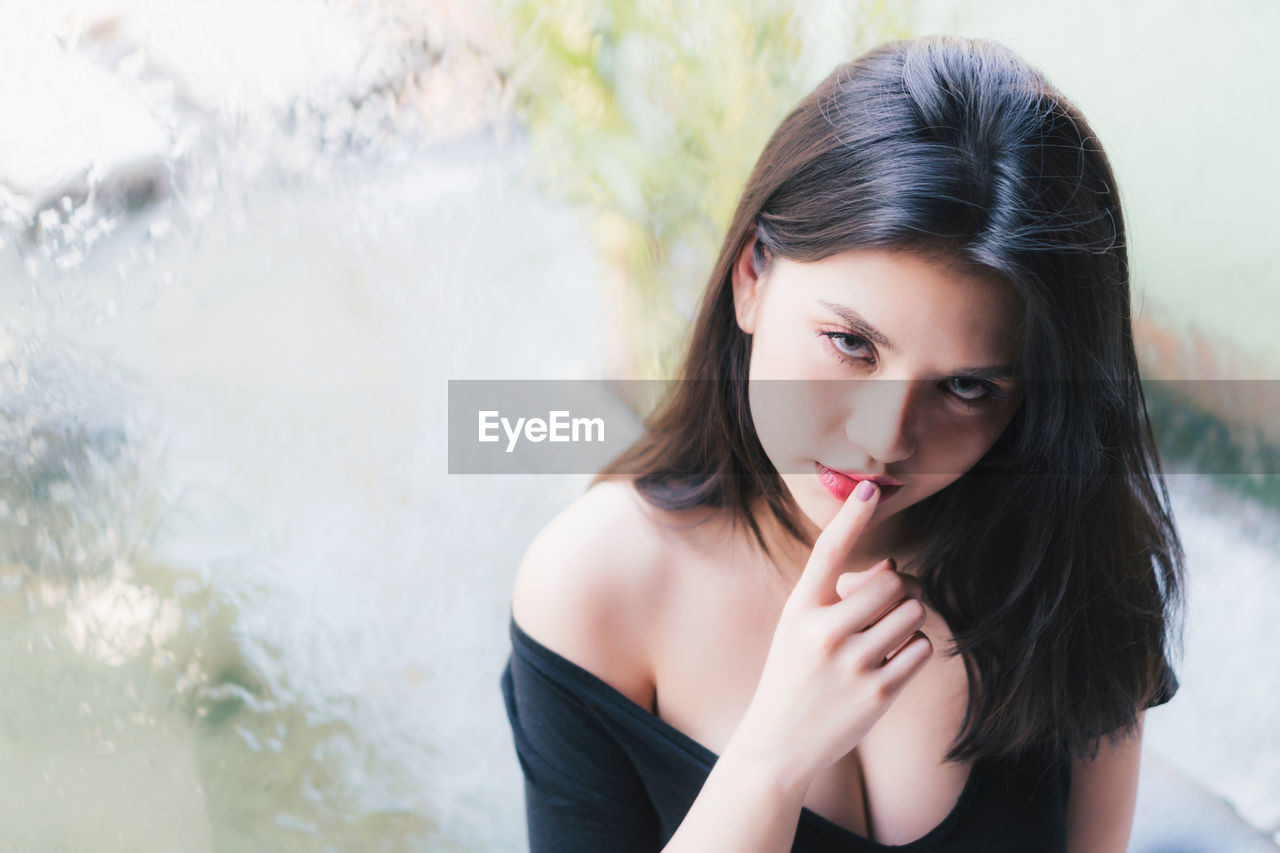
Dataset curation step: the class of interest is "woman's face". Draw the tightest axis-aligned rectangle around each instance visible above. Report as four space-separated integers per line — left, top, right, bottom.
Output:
733 243 1024 545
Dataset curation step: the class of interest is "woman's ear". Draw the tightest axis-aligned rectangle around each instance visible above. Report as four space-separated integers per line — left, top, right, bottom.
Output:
732 233 766 335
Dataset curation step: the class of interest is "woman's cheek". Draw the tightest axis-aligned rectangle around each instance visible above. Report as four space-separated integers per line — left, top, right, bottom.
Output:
911 406 992 465
749 382 823 471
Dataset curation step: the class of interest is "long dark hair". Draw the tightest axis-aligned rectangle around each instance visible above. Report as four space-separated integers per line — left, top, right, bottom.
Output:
593 36 1183 765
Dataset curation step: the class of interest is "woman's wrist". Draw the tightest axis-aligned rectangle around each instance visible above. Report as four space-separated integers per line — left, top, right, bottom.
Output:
662 739 813 853
720 727 815 807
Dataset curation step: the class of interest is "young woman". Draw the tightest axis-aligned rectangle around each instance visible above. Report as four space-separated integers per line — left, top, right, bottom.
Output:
501 36 1183 852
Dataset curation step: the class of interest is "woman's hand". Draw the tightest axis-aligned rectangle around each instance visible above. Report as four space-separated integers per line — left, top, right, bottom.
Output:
726 482 933 791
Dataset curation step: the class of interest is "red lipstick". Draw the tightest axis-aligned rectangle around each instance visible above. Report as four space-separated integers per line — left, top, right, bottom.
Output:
815 462 902 503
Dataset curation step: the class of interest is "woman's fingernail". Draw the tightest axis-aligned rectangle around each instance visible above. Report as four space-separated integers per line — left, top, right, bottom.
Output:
855 480 877 502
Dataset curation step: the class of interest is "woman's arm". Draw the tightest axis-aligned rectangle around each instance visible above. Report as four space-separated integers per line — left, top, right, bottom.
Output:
658 744 809 853
1065 711 1145 853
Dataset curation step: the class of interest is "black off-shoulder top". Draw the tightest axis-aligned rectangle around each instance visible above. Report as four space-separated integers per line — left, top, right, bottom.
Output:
498 612 1158 852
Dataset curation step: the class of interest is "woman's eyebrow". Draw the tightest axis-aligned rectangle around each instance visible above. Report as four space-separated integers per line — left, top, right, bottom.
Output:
817 299 1020 380
818 300 894 349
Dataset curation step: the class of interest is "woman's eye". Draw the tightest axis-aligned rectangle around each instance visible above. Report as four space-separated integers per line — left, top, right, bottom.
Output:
822 332 873 362
822 332 1005 408
946 377 1000 404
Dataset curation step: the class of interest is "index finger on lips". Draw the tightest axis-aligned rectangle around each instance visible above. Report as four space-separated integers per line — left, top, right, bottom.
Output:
795 479 880 606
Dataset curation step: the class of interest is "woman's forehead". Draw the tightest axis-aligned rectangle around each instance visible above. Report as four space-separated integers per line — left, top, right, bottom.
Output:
774 249 1023 352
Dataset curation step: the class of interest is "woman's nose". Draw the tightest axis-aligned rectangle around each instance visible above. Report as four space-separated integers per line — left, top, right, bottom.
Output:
844 378 916 463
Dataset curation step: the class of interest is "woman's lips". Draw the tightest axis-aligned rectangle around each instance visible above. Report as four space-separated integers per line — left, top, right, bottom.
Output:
815 462 901 503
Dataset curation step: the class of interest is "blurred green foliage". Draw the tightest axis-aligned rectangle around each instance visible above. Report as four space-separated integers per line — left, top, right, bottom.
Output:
1143 382 1280 512
497 0 913 381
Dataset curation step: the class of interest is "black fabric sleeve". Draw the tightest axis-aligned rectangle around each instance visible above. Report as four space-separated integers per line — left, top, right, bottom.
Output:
501 651 663 853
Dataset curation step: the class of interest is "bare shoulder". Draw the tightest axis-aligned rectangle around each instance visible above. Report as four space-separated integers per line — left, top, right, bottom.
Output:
511 478 681 712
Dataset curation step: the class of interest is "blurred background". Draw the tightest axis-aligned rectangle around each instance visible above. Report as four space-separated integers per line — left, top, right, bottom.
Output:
1 1 1276 850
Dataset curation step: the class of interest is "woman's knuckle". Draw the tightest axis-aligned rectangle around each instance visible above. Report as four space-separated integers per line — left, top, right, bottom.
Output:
902 598 926 624
803 618 840 655
905 632 932 662
879 572 906 597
